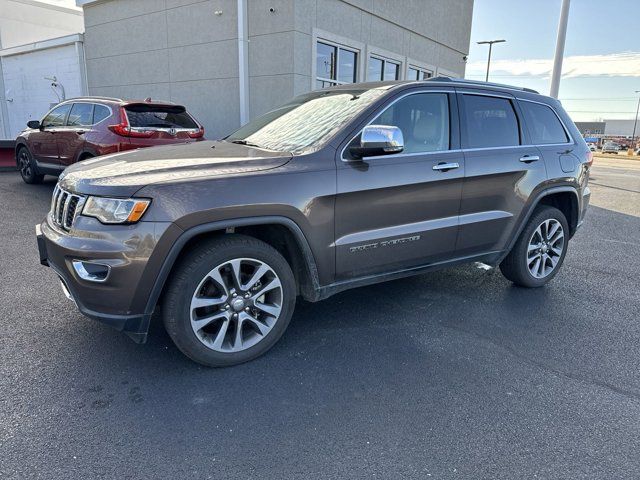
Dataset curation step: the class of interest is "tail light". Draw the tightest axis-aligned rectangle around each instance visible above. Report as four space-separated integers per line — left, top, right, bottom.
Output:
188 126 205 139
585 150 593 167
108 107 154 138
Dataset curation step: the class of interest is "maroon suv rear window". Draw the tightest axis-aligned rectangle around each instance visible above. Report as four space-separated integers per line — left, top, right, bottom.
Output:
124 105 198 129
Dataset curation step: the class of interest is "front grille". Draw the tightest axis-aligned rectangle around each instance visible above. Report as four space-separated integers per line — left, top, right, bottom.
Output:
50 184 86 231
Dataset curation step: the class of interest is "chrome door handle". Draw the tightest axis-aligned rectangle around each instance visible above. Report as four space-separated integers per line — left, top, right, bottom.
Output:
432 162 460 171
519 155 540 163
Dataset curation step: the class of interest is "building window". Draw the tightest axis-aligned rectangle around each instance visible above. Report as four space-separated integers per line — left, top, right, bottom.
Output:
368 56 400 81
316 41 358 89
407 66 434 80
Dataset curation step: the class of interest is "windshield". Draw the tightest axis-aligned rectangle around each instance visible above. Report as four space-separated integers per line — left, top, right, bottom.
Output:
226 87 389 154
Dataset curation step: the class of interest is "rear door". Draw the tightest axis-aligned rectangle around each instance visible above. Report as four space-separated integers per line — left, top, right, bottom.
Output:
57 102 94 167
518 99 576 178
334 89 464 280
123 104 203 149
30 103 71 166
455 90 547 257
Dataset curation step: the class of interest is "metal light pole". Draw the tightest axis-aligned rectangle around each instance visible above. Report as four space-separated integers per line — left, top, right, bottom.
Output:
631 90 640 154
550 0 571 98
477 39 506 82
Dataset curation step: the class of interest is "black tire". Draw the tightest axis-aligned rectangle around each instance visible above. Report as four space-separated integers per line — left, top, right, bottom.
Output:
162 234 296 367
17 147 44 184
500 206 569 288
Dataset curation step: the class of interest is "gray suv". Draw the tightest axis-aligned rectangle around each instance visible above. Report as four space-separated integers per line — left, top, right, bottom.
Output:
36 78 592 367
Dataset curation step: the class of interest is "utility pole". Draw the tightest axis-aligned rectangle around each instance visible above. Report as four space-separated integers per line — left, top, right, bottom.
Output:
631 90 640 154
550 0 571 98
477 39 506 82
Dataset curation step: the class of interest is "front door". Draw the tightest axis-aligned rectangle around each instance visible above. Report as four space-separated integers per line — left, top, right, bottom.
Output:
455 92 548 257
334 90 464 280
30 103 72 166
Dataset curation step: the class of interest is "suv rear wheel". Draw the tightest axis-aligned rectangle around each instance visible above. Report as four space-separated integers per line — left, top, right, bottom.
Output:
162 235 296 367
17 147 44 184
500 206 569 288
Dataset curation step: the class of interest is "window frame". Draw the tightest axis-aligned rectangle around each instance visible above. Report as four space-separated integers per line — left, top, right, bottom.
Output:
405 60 435 81
339 88 461 163
315 38 361 88
457 91 526 150
67 102 95 127
517 98 574 146
367 54 401 82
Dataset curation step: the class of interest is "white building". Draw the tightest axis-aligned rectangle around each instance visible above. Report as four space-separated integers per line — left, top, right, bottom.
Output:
0 0 85 139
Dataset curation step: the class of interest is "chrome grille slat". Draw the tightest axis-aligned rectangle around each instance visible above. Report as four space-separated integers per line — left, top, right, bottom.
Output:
49 184 86 231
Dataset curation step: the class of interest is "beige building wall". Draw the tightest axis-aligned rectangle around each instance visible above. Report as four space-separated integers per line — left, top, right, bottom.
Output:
80 0 473 138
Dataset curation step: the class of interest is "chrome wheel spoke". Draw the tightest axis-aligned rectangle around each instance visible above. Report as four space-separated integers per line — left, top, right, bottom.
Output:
192 311 228 331
252 277 281 299
242 264 269 291
211 318 230 349
191 295 227 309
241 312 270 336
253 301 281 318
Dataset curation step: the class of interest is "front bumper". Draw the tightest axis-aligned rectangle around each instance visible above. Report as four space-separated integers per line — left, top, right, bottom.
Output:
36 216 181 343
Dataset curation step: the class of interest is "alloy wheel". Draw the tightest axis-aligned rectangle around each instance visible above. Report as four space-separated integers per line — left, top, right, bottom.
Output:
527 219 565 279
18 151 32 178
190 257 283 353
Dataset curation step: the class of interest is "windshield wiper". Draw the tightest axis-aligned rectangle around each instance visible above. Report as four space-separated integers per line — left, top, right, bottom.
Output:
228 139 263 148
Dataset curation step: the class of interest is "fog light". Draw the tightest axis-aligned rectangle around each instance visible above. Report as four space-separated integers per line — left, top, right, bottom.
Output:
72 260 110 282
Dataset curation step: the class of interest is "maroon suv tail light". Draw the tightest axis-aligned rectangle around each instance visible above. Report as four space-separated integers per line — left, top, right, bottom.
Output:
108 107 154 138
188 126 205 138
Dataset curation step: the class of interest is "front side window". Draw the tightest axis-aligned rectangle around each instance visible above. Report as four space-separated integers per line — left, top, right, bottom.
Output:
370 92 450 154
462 95 520 148
368 57 400 81
42 104 72 127
67 103 94 127
316 41 358 88
520 101 569 145
227 87 389 154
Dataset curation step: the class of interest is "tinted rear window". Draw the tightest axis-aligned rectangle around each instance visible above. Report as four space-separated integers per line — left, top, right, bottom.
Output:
462 95 520 148
124 105 198 128
520 101 569 145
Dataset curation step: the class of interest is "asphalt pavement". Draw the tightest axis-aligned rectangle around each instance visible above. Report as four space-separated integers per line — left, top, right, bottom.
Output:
1 157 639 479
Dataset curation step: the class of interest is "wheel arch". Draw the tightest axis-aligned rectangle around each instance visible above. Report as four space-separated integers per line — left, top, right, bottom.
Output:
144 216 322 317
499 186 580 264
14 141 29 167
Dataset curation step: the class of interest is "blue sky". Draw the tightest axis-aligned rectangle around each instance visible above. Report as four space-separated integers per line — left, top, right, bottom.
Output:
467 0 640 121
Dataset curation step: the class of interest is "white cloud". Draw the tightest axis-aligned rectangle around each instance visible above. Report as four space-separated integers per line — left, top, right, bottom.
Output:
466 52 640 78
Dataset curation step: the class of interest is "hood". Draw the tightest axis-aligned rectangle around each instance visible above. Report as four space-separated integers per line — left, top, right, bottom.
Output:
59 140 292 197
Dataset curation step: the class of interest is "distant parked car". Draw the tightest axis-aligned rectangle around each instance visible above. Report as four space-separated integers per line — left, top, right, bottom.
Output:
601 142 621 154
587 143 597 152
15 97 204 184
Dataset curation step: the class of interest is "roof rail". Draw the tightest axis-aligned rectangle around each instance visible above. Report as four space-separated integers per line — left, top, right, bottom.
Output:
429 76 539 95
63 96 123 102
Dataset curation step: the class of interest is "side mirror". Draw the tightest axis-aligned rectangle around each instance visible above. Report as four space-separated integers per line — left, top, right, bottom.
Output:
27 120 42 130
349 125 404 160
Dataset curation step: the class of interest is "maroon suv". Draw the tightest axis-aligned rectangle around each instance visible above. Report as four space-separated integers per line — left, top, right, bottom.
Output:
15 97 204 184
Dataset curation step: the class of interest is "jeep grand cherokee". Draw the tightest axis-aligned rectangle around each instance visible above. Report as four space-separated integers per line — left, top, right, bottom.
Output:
36 78 591 367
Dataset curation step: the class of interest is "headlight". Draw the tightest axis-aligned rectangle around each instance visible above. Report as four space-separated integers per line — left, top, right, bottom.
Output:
82 197 150 224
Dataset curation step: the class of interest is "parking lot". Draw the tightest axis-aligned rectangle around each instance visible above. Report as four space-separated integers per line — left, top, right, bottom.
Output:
1 156 639 479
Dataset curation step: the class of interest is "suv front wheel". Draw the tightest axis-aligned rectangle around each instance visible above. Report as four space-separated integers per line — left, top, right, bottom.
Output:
17 147 44 184
500 206 569 288
162 235 296 367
